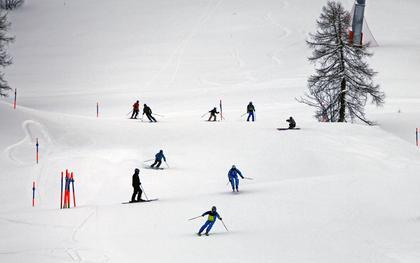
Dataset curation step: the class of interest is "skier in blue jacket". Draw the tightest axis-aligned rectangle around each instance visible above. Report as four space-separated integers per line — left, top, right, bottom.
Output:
198 206 222 236
151 150 166 168
228 165 244 192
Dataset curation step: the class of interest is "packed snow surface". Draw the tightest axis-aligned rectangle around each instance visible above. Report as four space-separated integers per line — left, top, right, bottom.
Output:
1 0 420 262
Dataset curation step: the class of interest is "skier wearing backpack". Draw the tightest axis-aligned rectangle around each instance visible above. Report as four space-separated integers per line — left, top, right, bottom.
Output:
246 102 255 122
151 150 166 168
131 168 144 202
198 206 222 236
208 107 219 122
286 116 296 129
228 165 244 192
130 100 140 119
143 104 157 122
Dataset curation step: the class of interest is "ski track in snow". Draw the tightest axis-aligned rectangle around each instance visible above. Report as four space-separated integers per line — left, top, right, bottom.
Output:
144 0 223 90
4 120 53 165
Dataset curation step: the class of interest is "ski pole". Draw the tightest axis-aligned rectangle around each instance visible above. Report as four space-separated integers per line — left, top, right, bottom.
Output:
153 113 165 117
126 110 133 116
143 159 154 163
240 112 247 117
165 161 170 168
201 112 209 118
243 177 254 180
188 215 202 221
140 185 149 201
221 219 229 232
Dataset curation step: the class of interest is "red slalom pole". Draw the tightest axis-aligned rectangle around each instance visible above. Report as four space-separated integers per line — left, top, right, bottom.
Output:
36 138 39 164
60 172 63 209
13 88 17 109
32 181 35 207
416 128 419 147
71 172 76 208
65 170 69 208
96 102 99 118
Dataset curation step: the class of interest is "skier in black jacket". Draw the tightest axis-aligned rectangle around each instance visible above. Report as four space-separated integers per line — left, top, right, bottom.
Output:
286 116 296 129
131 168 144 202
246 102 255 122
208 107 219 122
143 104 157 122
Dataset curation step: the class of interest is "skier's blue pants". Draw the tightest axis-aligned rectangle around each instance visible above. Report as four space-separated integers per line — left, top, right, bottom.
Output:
229 177 239 190
247 112 254 121
199 220 215 234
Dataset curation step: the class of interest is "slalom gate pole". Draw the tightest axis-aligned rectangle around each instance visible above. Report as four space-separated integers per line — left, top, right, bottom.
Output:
13 88 17 109
32 181 35 207
36 138 39 164
71 172 76 208
140 185 149 201
65 170 69 208
60 171 63 209
221 219 229 232
96 102 99 118
416 128 419 147
220 99 224 120
188 215 202 221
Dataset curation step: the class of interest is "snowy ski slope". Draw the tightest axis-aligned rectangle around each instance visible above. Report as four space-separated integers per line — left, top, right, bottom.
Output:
1 0 420 262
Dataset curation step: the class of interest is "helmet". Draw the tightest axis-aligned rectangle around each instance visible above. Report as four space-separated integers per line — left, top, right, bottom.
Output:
134 168 139 173
136 100 139 103
289 116 293 119
159 149 163 153
232 165 236 169
211 206 217 212
249 101 252 104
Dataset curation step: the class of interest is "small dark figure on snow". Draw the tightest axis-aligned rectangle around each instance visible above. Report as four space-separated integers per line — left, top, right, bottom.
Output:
130 100 140 119
143 104 157 122
246 102 255 122
198 206 222 236
208 107 219 122
286 116 296 129
131 168 144 202
151 150 166 168
228 165 244 192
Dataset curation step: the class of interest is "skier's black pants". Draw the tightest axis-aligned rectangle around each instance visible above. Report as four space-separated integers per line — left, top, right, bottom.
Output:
131 186 142 201
151 160 162 168
208 114 216 121
146 113 157 122
289 124 296 129
131 110 139 119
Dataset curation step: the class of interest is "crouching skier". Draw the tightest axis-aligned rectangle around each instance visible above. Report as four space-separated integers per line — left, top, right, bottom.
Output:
151 150 166 168
198 206 222 236
228 165 244 192
286 116 296 129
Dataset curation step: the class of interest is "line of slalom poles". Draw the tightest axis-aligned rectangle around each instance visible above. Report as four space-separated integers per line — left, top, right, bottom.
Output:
60 169 76 209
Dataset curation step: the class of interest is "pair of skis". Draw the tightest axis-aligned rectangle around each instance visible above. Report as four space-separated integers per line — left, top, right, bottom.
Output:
188 216 229 232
